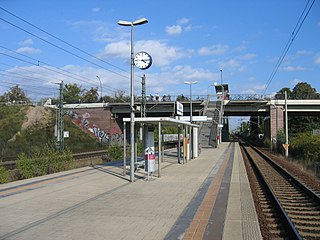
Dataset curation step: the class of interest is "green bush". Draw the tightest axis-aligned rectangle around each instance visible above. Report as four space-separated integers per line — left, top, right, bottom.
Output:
16 152 36 179
16 144 74 179
0 165 10 184
105 144 123 161
290 133 320 165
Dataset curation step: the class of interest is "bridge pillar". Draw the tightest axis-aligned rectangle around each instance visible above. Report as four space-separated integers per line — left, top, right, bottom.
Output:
270 105 284 145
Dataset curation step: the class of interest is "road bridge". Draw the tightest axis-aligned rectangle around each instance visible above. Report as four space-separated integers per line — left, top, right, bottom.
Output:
223 99 320 116
46 97 320 147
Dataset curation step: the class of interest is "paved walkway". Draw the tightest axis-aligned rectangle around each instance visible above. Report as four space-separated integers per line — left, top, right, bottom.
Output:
0 142 261 240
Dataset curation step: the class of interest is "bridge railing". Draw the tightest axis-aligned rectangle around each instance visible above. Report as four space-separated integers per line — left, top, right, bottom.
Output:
227 94 272 101
136 95 207 102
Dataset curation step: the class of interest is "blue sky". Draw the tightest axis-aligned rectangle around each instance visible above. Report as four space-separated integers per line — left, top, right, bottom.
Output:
0 0 320 102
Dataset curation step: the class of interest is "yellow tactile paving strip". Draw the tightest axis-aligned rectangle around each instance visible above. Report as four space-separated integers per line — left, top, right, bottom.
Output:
183 147 232 240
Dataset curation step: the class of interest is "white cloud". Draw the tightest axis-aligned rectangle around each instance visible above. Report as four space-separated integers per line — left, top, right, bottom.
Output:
136 40 191 67
291 78 301 86
172 65 215 80
96 40 129 59
19 38 33 46
136 40 192 67
16 47 41 54
145 65 217 95
241 84 267 94
68 20 118 43
296 50 312 56
91 7 100 13
177 18 189 25
315 55 320 65
220 59 241 69
166 25 183 35
97 40 191 67
240 53 256 60
165 18 198 35
282 66 307 71
198 44 229 56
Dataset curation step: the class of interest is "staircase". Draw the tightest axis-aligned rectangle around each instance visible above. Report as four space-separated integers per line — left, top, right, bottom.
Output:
199 98 220 148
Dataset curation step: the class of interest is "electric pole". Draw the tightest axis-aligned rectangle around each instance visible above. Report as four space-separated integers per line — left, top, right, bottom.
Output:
56 81 64 152
141 74 146 118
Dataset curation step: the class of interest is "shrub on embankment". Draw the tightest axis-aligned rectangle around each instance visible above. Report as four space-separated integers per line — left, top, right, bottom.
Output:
16 144 73 179
290 133 320 166
0 105 103 161
0 165 10 183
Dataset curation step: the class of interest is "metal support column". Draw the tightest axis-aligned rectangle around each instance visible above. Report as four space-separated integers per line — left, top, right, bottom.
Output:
123 122 126 176
57 81 64 152
178 125 181 164
158 122 162 177
285 91 289 157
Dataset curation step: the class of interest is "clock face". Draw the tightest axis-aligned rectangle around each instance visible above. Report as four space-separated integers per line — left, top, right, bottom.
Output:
134 51 152 70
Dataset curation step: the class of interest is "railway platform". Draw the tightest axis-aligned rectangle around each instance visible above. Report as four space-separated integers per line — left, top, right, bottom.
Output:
0 142 262 240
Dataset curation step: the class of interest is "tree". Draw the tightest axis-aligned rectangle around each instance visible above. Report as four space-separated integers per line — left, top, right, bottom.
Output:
103 95 116 103
114 90 130 102
276 82 320 135
291 82 320 99
63 83 83 104
176 94 188 101
0 95 6 102
82 87 99 103
275 87 291 99
3 85 29 103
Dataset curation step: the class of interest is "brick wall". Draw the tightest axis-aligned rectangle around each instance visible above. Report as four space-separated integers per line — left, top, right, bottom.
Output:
66 107 124 145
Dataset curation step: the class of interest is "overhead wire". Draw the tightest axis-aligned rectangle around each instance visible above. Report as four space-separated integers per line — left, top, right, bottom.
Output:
0 17 130 80
0 6 129 75
0 47 125 95
0 68 57 90
262 0 315 94
0 79 57 97
0 7 152 98
0 7 144 83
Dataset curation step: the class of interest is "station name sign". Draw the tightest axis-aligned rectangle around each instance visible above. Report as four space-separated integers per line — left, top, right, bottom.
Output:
176 101 183 116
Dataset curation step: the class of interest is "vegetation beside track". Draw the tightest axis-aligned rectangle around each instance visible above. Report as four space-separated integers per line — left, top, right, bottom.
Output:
0 105 119 183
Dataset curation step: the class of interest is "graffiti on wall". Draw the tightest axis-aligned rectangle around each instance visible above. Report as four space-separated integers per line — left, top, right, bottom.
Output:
67 110 123 145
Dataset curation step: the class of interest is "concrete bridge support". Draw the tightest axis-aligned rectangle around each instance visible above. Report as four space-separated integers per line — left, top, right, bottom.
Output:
268 106 284 148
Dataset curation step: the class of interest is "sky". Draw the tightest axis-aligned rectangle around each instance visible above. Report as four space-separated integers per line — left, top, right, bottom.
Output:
0 0 320 103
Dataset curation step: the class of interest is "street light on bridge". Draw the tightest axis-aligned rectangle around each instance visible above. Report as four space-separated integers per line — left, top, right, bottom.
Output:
96 75 103 102
184 81 198 123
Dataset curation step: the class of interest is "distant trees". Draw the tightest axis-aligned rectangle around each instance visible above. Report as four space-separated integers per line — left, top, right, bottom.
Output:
62 84 130 104
63 83 85 104
276 82 320 100
279 83 320 135
0 84 132 105
1 85 30 103
176 94 189 101
81 87 99 103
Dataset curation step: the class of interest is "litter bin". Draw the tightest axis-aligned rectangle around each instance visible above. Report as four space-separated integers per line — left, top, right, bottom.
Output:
144 150 155 173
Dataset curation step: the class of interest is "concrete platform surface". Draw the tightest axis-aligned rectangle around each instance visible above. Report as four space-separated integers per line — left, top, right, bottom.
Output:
0 142 261 240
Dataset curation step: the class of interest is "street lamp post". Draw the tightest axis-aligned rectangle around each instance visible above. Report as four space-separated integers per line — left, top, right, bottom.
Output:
96 75 102 102
219 69 224 144
184 81 198 122
214 79 224 144
184 81 197 160
118 18 148 182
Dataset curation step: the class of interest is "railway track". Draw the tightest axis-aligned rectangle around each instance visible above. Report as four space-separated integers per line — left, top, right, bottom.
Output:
241 142 320 239
1 150 107 169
